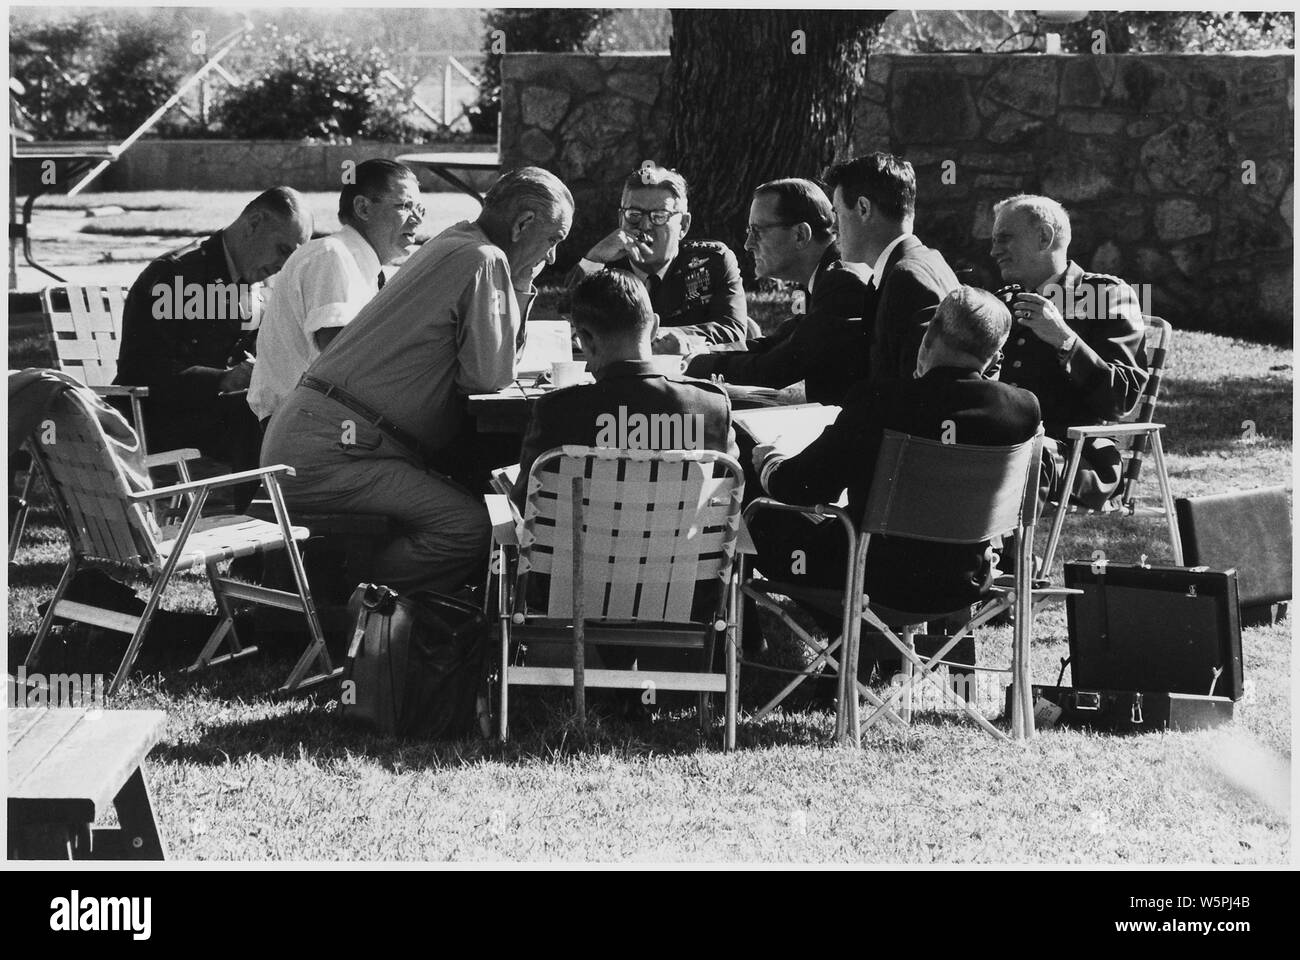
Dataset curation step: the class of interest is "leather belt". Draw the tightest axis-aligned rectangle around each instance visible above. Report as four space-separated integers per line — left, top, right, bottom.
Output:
299 374 431 461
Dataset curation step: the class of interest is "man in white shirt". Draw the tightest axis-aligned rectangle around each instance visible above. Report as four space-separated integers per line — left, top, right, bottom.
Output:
248 160 423 423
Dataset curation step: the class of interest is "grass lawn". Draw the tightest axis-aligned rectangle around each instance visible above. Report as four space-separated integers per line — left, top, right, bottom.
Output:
6 224 1293 863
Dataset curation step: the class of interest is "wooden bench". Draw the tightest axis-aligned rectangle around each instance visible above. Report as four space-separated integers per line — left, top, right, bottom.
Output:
8 708 168 860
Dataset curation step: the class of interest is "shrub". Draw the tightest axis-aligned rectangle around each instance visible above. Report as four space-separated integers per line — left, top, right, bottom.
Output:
9 17 107 140
217 27 421 142
91 21 189 138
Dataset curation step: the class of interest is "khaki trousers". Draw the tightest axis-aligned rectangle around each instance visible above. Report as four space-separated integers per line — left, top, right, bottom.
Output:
262 389 490 595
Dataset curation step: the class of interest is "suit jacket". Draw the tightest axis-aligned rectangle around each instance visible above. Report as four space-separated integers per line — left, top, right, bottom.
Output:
115 231 255 407
513 359 738 506
767 367 1041 613
868 236 960 382
567 240 749 346
998 260 1148 439
684 245 874 404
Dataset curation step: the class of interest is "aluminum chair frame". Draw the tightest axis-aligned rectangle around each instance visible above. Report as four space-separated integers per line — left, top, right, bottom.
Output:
489 445 746 750
22 386 339 697
1037 315 1182 578
11 286 151 561
842 428 1049 744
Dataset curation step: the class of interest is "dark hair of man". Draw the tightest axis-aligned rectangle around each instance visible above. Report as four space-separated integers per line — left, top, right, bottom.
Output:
243 186 306 223
338 159 415 227
753 178 835 242
822 152 916 223
572 269 654 340
931 285 1012 364
621 164 689 209
482 165 574 224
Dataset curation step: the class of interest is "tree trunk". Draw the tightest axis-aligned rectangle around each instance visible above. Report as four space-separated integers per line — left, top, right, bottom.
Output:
669 10 890 258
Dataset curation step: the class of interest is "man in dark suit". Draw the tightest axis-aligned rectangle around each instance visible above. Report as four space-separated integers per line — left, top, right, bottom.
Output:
991 194 1148 510
115 187 311 501
515 268 737 505
684 178 873 405
565 165 748 355
750 286 1041 614
823 153 959 382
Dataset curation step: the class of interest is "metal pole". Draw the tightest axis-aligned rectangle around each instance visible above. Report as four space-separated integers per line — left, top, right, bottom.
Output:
68 24 250 197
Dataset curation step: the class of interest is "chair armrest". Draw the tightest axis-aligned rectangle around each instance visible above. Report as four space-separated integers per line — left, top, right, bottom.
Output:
130 464 294 501
1065 422 1165 440
143 448 202 469
742 496 851 524
91 384 149 399
484 494 521 546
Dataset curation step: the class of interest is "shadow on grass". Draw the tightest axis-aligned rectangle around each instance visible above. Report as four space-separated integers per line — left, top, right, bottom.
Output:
1160 376 1292 454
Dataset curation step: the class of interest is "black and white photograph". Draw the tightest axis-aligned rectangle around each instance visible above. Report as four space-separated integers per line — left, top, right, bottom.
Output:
3 1 1293 890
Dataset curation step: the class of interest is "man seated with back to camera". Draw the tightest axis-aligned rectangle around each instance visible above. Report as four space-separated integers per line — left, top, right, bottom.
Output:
512 268 739 673
514 268 738 504
747 286 1041 673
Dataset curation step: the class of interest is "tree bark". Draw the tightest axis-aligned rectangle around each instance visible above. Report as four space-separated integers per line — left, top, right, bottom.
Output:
669 10 890 258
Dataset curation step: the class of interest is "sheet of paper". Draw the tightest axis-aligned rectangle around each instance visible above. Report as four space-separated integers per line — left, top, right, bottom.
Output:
515 320 573 376
732 403 841 454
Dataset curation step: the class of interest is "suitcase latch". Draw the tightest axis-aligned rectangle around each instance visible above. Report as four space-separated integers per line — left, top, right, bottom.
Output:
1075 691 1101 711
1131 692 1144 724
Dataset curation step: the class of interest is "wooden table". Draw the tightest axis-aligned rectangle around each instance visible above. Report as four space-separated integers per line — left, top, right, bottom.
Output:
7 708 168 860
397 151 500 205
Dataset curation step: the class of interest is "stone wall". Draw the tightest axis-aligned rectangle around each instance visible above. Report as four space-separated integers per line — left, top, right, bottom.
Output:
22 140 497 194
500 53 672 280
501 51 1294 340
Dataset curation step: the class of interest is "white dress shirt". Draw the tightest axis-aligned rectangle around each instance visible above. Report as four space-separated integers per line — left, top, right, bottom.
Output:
248 225 381 421
867 232 914 289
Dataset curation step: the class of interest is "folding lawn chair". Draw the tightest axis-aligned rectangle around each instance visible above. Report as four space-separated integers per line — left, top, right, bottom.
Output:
10 286 152 561
488 445 747 750
746 427 1073 744
22 383 339 697
1036 315 1182 577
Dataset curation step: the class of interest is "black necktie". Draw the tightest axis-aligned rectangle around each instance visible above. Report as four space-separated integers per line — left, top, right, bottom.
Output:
377 270 386 290
645 272 661 305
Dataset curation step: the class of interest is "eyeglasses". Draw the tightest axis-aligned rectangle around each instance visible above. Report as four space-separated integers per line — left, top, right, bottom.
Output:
375 198 426 220
746 221 794 243
620 206 682 227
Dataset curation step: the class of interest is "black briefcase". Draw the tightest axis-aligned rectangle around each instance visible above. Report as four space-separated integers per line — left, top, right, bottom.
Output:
1175 486 1291 623
1063 562 1243 701
1007 684 1234 733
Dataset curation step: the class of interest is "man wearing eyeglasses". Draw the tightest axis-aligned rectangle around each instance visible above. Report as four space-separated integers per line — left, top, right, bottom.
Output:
248 159 423 424
566 164 748 355
684 178 873 404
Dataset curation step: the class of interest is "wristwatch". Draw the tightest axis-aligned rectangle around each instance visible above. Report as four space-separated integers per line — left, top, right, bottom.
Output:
1057 332 1077 364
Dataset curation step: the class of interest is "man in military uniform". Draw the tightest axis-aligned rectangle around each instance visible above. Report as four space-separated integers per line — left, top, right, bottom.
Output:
566 164 747 354
115 187 311 506
684 178 872 405
991 194 1148 509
